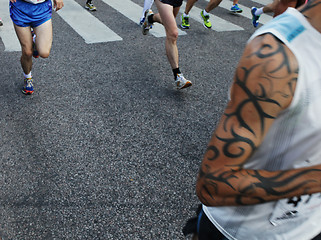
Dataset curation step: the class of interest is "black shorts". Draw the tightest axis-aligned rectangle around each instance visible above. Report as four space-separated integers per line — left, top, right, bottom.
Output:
197 208 226 240
159 0 183 7
182 204 225 240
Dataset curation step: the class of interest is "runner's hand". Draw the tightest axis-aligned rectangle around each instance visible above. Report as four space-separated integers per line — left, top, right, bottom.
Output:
53 0 64 11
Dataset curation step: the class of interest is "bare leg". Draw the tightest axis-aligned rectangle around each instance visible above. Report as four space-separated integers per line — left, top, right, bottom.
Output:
184 0 198 14
33 19 53 58
13 19 53 76
263 0 279 13
205 0 223 12
155 0 180 69
13 24 33 75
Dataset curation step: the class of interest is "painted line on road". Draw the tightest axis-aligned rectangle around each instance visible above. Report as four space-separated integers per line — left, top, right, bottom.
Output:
0 0 21 52
57 0 122 43
251 0 272 6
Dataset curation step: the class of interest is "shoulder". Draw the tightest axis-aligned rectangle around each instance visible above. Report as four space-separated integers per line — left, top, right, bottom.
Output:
230 33 298 113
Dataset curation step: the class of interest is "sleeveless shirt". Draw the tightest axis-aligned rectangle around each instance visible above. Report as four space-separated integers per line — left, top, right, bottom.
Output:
203 8 321 240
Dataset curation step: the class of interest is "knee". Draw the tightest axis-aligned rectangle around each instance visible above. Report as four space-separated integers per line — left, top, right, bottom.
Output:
38 49 51 58
166 30 179 43
22 48 33 59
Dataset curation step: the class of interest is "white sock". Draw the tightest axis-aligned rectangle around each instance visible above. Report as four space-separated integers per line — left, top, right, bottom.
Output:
142 0 154 19
183 12 189 18
255 7 263 16
203 9 209 16
24 72 32 79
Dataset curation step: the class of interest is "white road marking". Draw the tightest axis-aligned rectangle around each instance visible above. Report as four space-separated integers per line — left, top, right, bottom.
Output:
57 0 122 43
0 0 21 52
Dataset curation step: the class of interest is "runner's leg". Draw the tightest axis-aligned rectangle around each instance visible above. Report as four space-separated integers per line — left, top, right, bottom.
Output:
155 0 180 69
184 0 198 14
33 19 53 58
13 24 33 74
205 0 223 12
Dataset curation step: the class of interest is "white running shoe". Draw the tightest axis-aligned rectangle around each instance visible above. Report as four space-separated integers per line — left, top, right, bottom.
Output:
142 9 154 35
175 74 192 89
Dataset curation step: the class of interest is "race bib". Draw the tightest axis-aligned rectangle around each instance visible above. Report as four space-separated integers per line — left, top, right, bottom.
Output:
270 193 321 226
24 0 46 4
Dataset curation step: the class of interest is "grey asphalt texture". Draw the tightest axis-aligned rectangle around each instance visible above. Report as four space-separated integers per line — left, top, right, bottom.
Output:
0 0 263 239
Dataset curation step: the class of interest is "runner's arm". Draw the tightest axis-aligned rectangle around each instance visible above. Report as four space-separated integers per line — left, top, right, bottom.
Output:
196 33 321 206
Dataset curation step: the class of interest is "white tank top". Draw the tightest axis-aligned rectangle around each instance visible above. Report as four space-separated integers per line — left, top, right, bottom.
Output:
203 8 321 240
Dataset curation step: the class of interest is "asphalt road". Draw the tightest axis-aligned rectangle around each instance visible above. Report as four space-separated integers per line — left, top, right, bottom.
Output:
0 0 268 239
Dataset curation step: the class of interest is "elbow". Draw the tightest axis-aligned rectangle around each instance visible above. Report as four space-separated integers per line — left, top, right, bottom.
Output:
196 180 225 207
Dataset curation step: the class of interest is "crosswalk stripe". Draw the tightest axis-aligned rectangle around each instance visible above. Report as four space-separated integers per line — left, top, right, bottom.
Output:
180 0 243 31
0 0 21 52
251 0 272 6
101 0 186 37
0 0 275 52
57 0 122 43
204 0 273 25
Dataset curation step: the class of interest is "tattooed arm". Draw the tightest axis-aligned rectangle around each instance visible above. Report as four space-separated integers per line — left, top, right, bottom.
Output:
196 33 321 206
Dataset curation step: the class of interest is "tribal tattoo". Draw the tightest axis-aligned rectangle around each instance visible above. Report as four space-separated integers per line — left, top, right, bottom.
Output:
196 34 315 206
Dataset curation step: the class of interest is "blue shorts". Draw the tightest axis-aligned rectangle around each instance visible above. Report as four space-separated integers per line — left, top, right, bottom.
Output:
10 0 52 28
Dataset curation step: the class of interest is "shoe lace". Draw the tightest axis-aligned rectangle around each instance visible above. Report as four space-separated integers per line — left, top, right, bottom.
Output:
184 17 189 24
25 78 33 87
202 15 210 24
176 74 186 82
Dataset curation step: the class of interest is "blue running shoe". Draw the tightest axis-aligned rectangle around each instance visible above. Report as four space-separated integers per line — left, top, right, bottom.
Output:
230 4 243 13
251 7 260 27
22 78 34 95
139 17 145 26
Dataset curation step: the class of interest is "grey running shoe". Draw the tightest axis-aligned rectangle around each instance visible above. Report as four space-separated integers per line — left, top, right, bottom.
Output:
175 74 192 89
